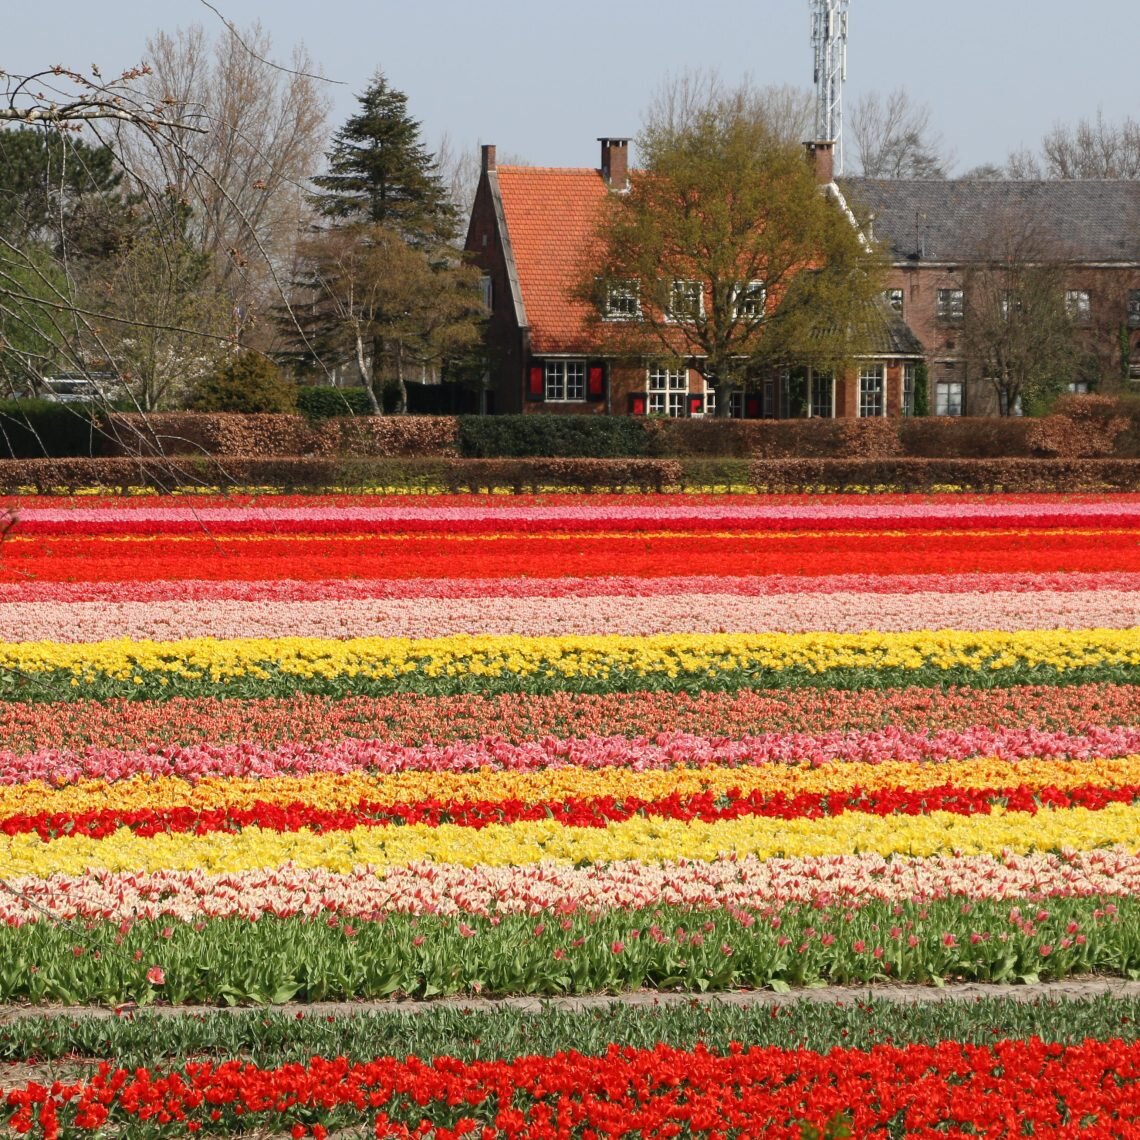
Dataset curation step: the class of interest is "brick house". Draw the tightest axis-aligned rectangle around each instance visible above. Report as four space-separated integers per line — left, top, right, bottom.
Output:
465 138 924 418
841 179 1140 415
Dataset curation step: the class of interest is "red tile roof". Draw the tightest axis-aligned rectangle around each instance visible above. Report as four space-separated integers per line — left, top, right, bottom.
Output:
496 166 609 354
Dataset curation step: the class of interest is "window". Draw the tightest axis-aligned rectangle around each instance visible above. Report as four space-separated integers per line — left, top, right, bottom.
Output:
936 288 964 322
647 366 687 416
729 390 744 418
902 364 916 417
544 360 586 402
733 280 766 320
858 364 885 418
1128 290 1140 327
1068 381 1091 394
935 380 963 416
810 371 834 418
702 380 716 417
604 280 640 320
1000 294 1022 321
883 288 904 315
1065 290 1091 322
480 275 493 311
668 280 703 321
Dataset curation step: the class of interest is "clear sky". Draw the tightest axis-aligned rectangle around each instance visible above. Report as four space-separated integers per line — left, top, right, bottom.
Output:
8 0 1139 174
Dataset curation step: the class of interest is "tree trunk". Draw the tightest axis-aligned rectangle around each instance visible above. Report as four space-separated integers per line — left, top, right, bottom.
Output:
394 344 408 415
715 382 731 418
356 332 382 415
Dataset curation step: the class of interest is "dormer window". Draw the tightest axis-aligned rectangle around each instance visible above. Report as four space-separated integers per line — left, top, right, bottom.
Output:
604 280 640 320
733 281 767 321
668 280 703 322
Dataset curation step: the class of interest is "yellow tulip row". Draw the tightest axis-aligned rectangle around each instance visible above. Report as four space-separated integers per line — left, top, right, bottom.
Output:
4 627 1140 685
3 803 1139 878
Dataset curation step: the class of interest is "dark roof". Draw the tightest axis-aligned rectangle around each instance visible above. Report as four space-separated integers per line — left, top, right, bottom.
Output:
841 179 1140 264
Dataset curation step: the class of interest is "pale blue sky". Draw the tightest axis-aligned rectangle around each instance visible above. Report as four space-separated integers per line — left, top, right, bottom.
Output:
10 0 1139 174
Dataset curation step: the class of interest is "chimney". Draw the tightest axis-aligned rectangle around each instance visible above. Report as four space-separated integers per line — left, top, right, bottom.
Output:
803 140 835 185
481 144 497 174
599 137 630 189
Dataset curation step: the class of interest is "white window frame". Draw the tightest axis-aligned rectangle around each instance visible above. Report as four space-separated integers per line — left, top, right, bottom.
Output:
858 363 886 418
1068 381 1091 394
667 280 704 322
884 288 904 315
544 360 586 403
808 369 834 419
935 380 964 417
604 280 640 321
733 280 766 321
647 365 688 417
701 378 716 417
902 364 916 417
1065 289 1091 322
937 288 964 322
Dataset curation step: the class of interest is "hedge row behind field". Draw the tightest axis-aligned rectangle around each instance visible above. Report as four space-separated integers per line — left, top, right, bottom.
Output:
5 455 1140 494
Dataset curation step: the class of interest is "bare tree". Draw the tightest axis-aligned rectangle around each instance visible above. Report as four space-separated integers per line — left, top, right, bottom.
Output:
120 22 331 309
960 209 1083 414
1010 112 1140 180
436 133 529 230
849 88 952 179
645 70 814 147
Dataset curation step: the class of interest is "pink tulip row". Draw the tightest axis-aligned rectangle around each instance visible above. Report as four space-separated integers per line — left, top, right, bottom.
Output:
6 589 1137 642
6 726 1140 785
17 500 1140 525
2 572 1135 604
5 850 1140 923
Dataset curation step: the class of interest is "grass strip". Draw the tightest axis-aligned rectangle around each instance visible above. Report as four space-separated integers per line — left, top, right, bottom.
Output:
3 993 1140 1069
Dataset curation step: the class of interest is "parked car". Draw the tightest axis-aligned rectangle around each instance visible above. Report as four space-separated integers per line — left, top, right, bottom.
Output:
39 373 116 403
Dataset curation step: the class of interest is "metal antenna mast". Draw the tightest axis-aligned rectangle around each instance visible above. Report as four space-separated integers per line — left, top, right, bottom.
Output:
811 0 850 175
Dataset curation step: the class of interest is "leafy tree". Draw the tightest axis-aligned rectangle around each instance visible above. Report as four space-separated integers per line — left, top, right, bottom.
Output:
191 350 297 413
292 223 484 413
0 244 73 395
960 209 1083 414
585 85 884 414
0 128 124 250
309 72 458 246
286 73 484 413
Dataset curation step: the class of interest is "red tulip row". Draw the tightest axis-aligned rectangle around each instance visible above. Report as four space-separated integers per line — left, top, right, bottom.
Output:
7 1038 1140 1138
5 529 1137 581
6 782 1140 842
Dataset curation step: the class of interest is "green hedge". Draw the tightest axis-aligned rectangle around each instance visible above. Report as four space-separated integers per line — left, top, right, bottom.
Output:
296 387 375 419
0 399 99 458
458 414 650 458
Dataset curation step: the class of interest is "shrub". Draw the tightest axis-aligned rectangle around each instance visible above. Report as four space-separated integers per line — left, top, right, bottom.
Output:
458 415 650 458
190 353 298 415
1026 393 1132 458
0 400 99 458
296 387 373 419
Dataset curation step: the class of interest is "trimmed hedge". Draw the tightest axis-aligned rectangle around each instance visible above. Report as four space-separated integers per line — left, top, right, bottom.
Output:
457 415 650 458
296 387 374 419
5 455 1140 494
0 400 100 458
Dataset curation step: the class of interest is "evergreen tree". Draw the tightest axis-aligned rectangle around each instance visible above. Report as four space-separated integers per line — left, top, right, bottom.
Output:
309 72 458 246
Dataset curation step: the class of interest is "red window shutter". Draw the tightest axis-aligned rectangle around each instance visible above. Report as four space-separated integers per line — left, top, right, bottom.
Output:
745 395 761 419
587 364 605 401
527 365 545 401
628 392 647 416
687 394 703 417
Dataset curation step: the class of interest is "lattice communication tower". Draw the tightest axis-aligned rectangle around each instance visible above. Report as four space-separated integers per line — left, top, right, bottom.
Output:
811 0 850 175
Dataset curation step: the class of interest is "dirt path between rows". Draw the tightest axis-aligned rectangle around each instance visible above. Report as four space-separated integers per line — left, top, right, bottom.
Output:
4 976 1140 1023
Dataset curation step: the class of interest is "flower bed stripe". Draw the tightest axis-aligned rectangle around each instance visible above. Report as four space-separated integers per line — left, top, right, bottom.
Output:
15 753 1140 814
6 529 1139 581
5 801 1140 876
8 588 1138 641
6 849 1140 923
3 629 1140 700
7 1037 1140 1137
2 686 1136 753
3 569 1138 603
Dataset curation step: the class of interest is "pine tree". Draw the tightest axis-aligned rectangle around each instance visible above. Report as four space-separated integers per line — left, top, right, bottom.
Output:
309 72 458 246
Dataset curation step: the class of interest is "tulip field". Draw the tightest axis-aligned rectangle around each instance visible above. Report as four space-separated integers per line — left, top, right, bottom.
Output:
3 488 1140 1135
